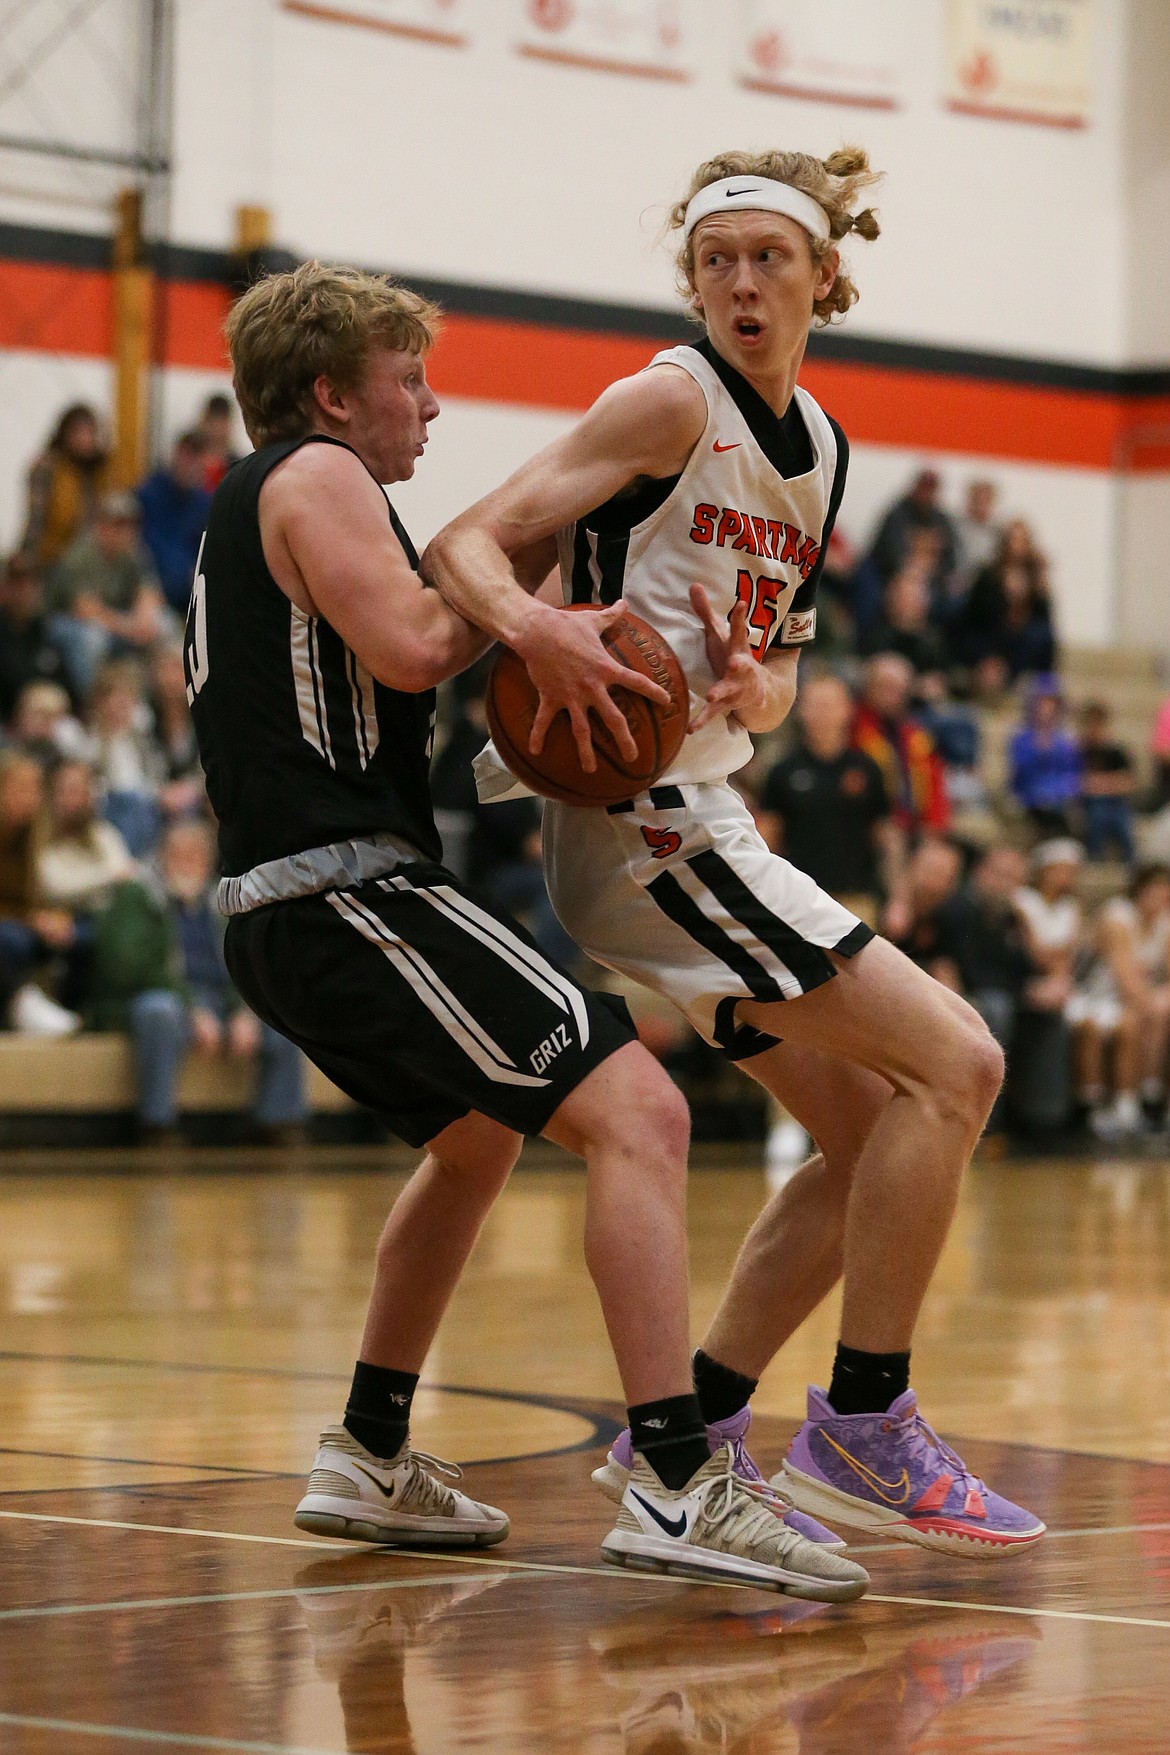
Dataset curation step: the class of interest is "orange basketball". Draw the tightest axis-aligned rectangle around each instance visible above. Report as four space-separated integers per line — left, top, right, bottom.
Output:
485 605 689 807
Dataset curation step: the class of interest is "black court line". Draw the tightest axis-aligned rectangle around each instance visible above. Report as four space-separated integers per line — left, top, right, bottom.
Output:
4 1348 1169 1473
0 1351 622 1470
0 1444 281 1477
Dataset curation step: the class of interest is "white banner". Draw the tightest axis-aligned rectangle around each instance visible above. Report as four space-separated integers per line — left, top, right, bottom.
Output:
516 0 689 82
736 0 903 109
281 0 469 46
945 0 1093 127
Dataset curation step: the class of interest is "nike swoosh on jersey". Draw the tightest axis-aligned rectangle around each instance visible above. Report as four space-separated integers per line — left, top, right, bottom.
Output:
815 1431 912 1505
712 440 741 453
630 1491 688 1537
351 1462 398 1500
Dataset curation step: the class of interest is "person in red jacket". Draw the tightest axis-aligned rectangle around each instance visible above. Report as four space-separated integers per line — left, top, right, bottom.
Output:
851 652 949 837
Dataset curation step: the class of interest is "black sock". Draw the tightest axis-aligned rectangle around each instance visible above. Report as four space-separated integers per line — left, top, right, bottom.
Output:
692 1348 758 1426
628 1393 711 1490
827 1344 911 1417
343 1361 419 1458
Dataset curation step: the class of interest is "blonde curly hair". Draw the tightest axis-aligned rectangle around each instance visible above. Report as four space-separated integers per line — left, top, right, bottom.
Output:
670 147 882 326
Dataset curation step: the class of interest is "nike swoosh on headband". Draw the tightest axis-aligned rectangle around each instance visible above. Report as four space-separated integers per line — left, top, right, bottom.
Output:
713 440 741 453
630 1491 688 1537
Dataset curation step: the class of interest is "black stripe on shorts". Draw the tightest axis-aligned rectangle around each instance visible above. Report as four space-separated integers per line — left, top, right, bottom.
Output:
686 849 839 997
646 868 785 1003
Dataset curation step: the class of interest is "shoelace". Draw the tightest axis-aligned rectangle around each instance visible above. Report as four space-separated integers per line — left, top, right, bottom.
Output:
691 1459 803 1554
397 1449 467 1517
900 1410 985 1497
723 1431 800 1517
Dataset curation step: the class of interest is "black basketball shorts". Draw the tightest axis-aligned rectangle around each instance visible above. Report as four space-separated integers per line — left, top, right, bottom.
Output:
224 863 637 1148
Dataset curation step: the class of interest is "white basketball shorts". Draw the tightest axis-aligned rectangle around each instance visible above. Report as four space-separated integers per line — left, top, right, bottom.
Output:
542 780 874 1060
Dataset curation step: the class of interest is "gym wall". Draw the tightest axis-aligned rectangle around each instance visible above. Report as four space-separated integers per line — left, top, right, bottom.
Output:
1 0 1167 647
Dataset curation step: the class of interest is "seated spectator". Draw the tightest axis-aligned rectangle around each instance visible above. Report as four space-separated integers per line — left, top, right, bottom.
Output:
86 820 306 1144
39 760 135 912
89 660 163 857
0 751 83 1035
148 643 205 822
1009 680 1081 837
952 478 1002 598
1070 866 1170 1140
0 553 76 719
43 490 167 696
137 432 212 613
1151 696 1170 811
888 837 963 980
758 673 902 928
935 844 1033 1049
952 519 1056 694
869 467 958 597
196 392 243 491
20 403 110 571
858 535 950 690
1014 839 1082 1133
1079 701 1136 863
851 652 950 838
7 681 94 765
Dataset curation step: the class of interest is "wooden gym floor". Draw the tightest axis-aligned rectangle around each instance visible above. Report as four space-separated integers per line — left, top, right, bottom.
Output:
0 1147 1168 1752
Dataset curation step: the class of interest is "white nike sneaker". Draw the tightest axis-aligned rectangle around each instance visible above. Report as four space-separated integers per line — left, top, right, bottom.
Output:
600 1443 870 1602
294 1424 509 1547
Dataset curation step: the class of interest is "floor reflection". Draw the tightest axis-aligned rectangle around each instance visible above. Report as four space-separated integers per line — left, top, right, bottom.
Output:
293 1558 1041 1754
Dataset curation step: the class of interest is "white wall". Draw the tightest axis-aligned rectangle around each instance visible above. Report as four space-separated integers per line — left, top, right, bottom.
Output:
0 0 1164 650
0 0 144 235
1118 475 1170 647
1122 0 1170 364
171 0 1129 365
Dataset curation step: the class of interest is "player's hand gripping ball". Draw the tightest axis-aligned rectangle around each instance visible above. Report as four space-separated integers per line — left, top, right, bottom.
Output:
486 605 689 806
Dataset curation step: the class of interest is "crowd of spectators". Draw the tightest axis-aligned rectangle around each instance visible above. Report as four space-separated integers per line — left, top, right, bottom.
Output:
4 401 1170 1154
0 396 302 1142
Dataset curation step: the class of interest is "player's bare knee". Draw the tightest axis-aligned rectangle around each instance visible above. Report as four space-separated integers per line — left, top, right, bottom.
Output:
622 1075 691 1173
929 1015 1003 1129
430 1131 522 1197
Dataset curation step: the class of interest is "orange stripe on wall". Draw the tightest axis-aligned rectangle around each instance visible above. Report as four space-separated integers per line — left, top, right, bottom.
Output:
0 260 112 357
158 278 232 371
3 258 1167 474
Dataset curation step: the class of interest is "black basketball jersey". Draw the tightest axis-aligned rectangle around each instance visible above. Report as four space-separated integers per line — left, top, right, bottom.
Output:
185 434 441 877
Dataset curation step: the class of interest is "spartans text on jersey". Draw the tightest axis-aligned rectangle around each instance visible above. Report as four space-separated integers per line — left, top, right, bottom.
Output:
687 504 821 579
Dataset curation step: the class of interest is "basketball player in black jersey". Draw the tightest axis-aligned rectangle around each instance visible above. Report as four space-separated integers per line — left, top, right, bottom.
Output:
186 262 867 1598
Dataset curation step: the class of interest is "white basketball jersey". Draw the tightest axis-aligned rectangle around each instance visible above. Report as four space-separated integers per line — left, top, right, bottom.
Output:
555 340 845 786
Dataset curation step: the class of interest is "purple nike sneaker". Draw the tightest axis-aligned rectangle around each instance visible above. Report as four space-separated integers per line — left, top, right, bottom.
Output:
592 1405 847 1551
779 1387 1045 1556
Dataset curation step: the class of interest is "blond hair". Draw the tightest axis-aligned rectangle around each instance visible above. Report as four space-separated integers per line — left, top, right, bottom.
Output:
225 261 442 447
670 147 882 326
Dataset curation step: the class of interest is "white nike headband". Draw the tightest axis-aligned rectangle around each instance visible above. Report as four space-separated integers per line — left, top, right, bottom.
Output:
683 176 832 244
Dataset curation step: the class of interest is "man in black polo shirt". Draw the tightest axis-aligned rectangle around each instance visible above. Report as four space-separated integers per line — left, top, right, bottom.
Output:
758 673 902 927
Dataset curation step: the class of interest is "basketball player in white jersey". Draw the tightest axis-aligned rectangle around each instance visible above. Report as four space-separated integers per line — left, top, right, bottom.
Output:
425 149 1044 1556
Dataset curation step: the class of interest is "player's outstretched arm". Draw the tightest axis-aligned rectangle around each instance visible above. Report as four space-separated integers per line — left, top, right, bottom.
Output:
260 443 490 693
423 367 705 769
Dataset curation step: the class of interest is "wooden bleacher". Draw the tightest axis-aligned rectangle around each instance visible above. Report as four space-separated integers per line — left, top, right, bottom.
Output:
0 1035 355 1146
